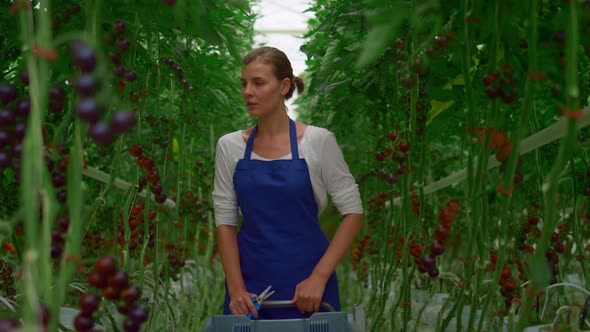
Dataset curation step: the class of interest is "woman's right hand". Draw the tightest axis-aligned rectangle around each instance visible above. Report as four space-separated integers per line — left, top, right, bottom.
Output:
229 291 259 318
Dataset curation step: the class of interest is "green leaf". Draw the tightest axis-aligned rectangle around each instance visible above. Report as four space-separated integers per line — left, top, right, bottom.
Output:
529 253 551 291
427 100 455 125
211 89 230 110
320 39 341 75
355 4 409 69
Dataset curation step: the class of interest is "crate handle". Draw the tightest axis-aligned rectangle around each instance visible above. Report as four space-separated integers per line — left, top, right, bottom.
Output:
260 300 336 312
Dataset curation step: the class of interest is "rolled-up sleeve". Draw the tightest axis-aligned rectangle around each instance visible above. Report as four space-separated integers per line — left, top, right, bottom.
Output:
212 138 239 227
320 131 363 216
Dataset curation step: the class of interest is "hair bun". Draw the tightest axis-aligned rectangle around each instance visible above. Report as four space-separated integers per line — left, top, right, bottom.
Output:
293 76 305 96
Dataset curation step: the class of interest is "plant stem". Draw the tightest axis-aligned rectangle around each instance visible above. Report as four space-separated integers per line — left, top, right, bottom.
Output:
54 120 84 331
459 0 488 329
17 0 54 329
476 0 502 329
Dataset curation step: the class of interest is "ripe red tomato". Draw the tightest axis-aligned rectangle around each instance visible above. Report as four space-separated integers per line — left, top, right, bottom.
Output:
495 142 513 162
147 210 157 220
398 142 410 152
103 286 120 300
142 157 155 171
489 130 507 150
438 206 456 226
128 217 140 229
500 266 512 280
501 279 516 293
434 225 451 243
409 242 423 257
388 131 398 142
430 241 445 256
130 204 142 216
87 270 107 289
129 144 142 157
146 170 160 184
95 256 117 277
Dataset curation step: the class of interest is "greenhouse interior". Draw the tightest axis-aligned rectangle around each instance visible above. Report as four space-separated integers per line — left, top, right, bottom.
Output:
2 0 590 331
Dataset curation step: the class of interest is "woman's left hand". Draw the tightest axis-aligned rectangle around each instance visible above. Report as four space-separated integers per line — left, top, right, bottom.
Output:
291 274 327 314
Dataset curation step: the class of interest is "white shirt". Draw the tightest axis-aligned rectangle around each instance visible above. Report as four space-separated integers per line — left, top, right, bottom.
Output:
212 125 363 227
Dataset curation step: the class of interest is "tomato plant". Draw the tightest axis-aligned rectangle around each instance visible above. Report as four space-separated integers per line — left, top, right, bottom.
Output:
0 0 254 330
298 0 590 330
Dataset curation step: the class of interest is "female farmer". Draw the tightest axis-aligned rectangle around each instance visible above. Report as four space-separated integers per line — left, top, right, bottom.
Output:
213 46 363 319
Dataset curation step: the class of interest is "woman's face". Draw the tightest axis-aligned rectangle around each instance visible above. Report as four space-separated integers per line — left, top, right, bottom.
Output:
240 59 290 117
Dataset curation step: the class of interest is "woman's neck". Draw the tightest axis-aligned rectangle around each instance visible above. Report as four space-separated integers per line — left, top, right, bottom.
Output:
255 106 290 138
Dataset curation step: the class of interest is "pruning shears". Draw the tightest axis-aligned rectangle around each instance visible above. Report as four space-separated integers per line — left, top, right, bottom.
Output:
247 285 275 319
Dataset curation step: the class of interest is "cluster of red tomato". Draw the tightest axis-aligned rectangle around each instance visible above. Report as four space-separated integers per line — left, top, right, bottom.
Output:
365 192 392 229
130 144 168 205
48 215 69 263
70 39 136 146
410 200 460 278
82 229 111 257
117 199 157 253
393 37 415 89
42 143 72 260
483 65 518 104
515 216 569 285
160 57 195 94
395 31 454 90
351 235 375 287
45 143 72 203
177 190 208 224
373 131 411 186
161 242 188 281
487 253 527 310
424 32 455 60
490 131 512 165
107 19 145 106
546 224 570 284
498 265 518 308
468 127 523 196
80 256 148 332
0 75 37 175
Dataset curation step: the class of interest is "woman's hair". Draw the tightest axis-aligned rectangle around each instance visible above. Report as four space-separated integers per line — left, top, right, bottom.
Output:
242 46 304 100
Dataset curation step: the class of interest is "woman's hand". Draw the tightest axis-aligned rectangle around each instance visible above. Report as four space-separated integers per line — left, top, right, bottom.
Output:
291 274 327 313
229 291 258 318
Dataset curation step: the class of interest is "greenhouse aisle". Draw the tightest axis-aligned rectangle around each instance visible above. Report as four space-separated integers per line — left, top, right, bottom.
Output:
1 1 590 331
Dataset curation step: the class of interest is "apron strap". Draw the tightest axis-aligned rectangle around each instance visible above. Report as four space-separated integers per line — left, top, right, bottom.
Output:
243 125 257 160
243 119 300 160
289 119 300 159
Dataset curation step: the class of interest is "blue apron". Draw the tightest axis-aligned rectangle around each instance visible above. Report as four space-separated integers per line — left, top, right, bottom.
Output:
223 119 340 319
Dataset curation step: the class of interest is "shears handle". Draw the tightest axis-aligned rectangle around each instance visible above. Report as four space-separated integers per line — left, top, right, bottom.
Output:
246 296 261 319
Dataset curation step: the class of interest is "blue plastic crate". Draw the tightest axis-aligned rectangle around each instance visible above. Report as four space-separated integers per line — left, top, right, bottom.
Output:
202 311 356 332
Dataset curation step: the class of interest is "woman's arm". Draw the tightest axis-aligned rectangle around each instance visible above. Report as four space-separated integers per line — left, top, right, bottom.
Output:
213 137 258 316
312 213 363 279
216 225 245 296
291 213 363 312
292 129 364 313
216 225 258 317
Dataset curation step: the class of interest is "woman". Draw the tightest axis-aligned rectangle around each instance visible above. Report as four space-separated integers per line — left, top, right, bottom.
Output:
213 46 363 319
